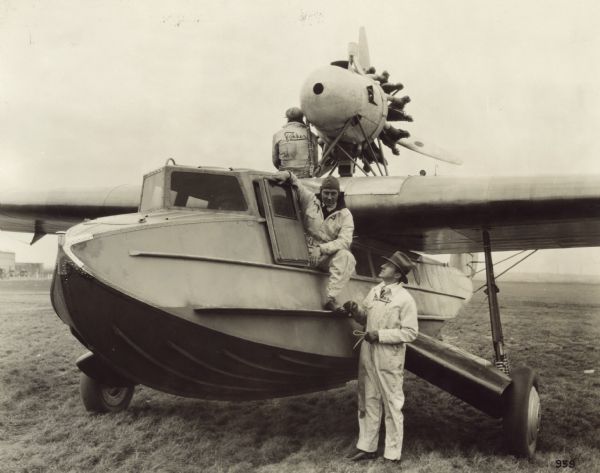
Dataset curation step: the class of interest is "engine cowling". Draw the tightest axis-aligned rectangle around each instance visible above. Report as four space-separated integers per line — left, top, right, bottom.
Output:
300 65 387 145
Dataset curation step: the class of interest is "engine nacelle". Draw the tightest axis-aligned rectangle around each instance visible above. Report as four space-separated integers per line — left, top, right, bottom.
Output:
300 65 387 145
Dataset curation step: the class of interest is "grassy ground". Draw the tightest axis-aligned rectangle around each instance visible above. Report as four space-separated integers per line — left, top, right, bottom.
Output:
0 279 599 472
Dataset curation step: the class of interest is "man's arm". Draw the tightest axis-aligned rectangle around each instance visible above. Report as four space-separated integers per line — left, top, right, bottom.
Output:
272 135 281 169
288 171 317 210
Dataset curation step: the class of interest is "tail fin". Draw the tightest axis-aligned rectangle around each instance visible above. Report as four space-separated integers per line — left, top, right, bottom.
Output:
449 253 478 278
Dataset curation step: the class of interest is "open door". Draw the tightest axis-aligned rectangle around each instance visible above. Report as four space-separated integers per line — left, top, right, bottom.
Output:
259 179 309 266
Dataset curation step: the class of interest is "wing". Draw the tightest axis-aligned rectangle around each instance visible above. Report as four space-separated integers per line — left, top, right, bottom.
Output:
338 174 600 253
3 174 600 254
0 185 140 234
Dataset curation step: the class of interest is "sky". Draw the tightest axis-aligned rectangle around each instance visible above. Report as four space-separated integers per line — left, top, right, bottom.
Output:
1 0 600 275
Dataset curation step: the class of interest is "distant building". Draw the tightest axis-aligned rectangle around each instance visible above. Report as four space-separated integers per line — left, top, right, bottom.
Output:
0 251 16 278
0 252 49 279
15 262 44 278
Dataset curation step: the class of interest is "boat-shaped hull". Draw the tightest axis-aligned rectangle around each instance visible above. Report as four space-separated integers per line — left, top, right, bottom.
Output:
53 250 509 415
50 205 475 400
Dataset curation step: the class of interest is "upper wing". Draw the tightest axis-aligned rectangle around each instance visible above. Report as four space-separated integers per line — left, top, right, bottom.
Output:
340 174 600 253
0 185 139 234
2 174 599 254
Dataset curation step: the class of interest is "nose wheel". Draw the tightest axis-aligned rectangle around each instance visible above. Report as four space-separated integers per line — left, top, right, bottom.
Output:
80 372 134 413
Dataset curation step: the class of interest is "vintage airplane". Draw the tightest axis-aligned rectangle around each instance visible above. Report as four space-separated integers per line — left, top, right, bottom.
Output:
1 29 600 460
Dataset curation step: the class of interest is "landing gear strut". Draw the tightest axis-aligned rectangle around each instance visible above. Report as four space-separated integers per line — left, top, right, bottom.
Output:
482 230 541 457
482 230 510 374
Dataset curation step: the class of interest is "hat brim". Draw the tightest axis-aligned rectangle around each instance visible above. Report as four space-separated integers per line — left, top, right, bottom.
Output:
381 256 410 283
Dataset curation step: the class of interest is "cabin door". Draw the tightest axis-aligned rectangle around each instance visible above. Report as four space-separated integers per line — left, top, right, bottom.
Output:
259 179 309 266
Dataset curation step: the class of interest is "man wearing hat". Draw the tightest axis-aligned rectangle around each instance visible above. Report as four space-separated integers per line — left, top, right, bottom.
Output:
270 170 355 310
343 251 419 463
272 107 319 178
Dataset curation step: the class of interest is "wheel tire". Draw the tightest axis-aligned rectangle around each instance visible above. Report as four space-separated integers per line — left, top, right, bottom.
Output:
502 366 541 458
80 373 134 413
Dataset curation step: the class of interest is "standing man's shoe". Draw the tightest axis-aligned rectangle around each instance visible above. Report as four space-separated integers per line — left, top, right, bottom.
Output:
347 450 377 461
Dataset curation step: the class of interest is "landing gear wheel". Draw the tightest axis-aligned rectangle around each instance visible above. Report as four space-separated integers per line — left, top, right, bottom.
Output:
80 372 134 413
502 366 541 458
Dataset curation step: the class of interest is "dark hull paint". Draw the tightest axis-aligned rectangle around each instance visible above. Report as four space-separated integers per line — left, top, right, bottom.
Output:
53 257 357 400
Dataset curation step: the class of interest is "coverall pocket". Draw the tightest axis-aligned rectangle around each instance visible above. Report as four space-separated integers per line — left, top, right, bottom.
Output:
379 346 404 374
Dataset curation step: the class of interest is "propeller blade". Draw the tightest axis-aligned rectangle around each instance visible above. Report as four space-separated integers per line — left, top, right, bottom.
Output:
398 138 463 165
358 26 371 71
348 41 360 69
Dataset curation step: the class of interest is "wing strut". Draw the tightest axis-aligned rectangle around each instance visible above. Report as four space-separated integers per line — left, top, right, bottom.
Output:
482 230 510 375
480 230 544 456
316 118 354 177
316 116 388 177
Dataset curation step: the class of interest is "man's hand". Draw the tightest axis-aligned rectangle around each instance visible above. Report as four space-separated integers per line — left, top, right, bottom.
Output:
343 300 367 324
309 246 321 266
268 170 292 185
364 331 379 343
343 301 359 317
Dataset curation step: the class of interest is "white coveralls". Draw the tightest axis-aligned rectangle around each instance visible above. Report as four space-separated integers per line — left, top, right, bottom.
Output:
272 122 318 178
289 173 356 299
356 281 418 461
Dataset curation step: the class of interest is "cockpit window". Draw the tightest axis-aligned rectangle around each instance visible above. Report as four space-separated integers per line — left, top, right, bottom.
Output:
169 172 247 211
269 185 296 219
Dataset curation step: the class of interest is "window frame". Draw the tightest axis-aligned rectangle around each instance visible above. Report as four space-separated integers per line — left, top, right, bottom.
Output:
165 167 249 213
258 178 310 267
139 168 168 213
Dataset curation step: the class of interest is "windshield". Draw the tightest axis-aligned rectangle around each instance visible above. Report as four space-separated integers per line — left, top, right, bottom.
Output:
168 171 247 211
140 170 166 212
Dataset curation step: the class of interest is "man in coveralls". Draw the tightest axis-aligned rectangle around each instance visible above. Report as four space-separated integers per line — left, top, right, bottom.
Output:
270 170 355 310
272 107 319 178
343 251 419 463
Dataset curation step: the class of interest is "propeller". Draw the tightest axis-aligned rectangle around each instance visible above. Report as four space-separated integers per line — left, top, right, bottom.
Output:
312 27 464 176
347 26 371 73
358 26 371 71
359 28 462 166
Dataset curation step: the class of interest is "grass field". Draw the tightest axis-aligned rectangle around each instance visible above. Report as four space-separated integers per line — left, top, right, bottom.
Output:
1 279 599 473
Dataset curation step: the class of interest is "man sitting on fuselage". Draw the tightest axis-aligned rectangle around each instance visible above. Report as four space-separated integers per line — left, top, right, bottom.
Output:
271 171 356 310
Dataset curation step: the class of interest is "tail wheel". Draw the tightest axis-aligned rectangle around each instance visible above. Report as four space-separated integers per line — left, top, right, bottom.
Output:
502 366 541 458
80 372 134 413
